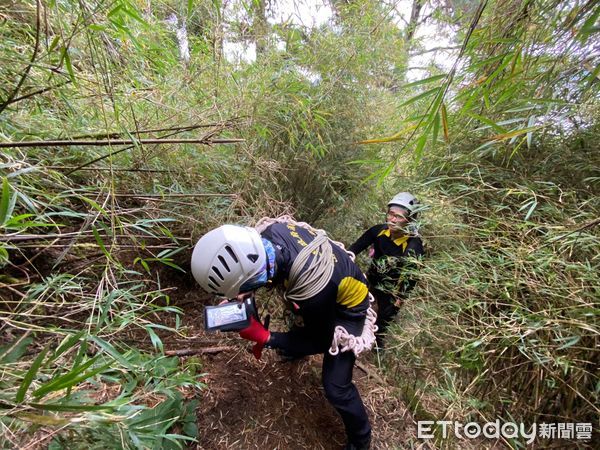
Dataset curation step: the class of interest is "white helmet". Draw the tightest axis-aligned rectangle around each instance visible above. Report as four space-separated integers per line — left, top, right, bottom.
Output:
388 192 419 215
191 225 266 298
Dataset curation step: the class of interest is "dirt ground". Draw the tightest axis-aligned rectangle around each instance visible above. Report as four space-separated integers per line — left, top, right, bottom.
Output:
167 280 427 450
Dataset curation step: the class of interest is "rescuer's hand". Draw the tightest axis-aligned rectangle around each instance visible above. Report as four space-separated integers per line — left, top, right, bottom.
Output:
239 315 270 360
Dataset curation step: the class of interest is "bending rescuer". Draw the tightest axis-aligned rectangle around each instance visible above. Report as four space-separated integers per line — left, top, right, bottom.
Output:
349 192 424 347
191 218 376 450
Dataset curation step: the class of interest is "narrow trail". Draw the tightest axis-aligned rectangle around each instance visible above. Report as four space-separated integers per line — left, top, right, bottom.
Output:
166 279 423 450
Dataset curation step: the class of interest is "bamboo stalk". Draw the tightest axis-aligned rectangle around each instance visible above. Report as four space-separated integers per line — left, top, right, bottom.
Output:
0 232 191 242
0 138 245 148
14 244 181 249
0 0 41 115
71 121 241 140
44 166 169 173
164 346 235 356
110 193 237 198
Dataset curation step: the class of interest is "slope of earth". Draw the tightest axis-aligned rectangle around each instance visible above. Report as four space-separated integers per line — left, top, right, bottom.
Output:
167 280 424 450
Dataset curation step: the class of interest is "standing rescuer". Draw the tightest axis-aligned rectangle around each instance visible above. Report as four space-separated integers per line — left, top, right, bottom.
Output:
349 192 424 347
190 217 376 450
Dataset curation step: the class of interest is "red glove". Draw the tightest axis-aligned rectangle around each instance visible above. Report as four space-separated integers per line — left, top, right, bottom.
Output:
239 316 270 360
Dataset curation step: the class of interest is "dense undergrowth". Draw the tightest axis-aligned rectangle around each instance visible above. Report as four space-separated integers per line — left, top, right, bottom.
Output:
1 0 598 448
382 124 599 448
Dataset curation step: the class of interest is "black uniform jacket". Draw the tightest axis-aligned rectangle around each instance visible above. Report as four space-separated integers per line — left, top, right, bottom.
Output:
261 222 369 338
349 224 424 295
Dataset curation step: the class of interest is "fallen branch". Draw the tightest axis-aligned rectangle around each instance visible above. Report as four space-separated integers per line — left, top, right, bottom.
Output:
0 138 245 148
355 360 387 385
165 346 234 356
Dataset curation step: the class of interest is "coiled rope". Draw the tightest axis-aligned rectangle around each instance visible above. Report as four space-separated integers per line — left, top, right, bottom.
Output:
255 215 377 357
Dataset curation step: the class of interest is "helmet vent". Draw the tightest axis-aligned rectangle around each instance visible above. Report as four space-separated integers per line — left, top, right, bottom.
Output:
225 245 238 263
212 266 224 280
208 275 220 287
247 253 259 263
218 255 230 272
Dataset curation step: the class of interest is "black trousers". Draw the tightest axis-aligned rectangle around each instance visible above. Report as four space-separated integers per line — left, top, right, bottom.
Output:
372 288 400 345
269 328 372 447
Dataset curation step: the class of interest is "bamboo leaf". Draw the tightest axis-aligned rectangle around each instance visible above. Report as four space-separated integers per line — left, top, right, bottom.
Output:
0 177 17 226
356 124 417 144
30 402 114 412
0 335 33 364
15 412 71 426
414 133 428 160
402 74 446 89
89 336 133 369
16 345 51 403
79 196 109 216
519 199 538 221
62 47 76 85
33 355 100 398
92 226 111 260
0 245 8 267
441 103 450 143
156 259 186 273
491 126 541 141
49 331 85 364
432 111 440 145
467 112 508 133
400 87 441 108
146 326 163 353
48 35 61 53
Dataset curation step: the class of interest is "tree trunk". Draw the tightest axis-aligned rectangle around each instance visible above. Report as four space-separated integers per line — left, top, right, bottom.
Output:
253 0 268 57
405 0 424 47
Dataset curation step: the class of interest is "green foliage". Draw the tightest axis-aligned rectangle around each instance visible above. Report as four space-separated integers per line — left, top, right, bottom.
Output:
381 127 599 439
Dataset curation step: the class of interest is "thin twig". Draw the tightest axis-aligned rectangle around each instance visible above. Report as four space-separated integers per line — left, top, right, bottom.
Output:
4 81 71 106
0 138 245 148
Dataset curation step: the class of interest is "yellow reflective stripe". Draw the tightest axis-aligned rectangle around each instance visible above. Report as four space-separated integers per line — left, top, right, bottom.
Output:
337 277 368 308
393 235 409 251
377 228 409 250
377 228 390 238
